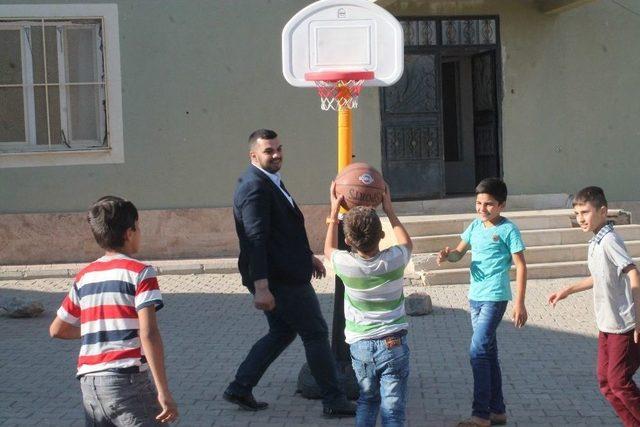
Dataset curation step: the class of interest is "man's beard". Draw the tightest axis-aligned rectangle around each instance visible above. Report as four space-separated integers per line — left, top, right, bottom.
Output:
263 160 281 173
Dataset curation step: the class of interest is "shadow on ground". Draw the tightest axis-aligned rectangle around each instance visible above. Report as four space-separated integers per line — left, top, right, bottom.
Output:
0 283 630 427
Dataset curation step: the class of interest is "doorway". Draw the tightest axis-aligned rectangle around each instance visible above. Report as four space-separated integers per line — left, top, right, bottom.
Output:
380 17 501 200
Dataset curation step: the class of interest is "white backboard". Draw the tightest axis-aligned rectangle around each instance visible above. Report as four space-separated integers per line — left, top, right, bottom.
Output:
282 0 404 87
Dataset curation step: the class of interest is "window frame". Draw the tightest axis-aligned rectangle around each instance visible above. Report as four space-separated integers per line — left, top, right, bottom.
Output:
0 4 123 168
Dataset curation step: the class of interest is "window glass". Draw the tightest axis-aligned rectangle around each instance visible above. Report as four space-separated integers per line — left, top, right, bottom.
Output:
0 29 22 84
31 25 60 84
0 87 25 142
68 84 99 142
34 86 61 146
66 27 98 82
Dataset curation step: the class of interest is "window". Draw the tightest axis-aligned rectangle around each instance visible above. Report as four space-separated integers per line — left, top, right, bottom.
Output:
0 4 122 168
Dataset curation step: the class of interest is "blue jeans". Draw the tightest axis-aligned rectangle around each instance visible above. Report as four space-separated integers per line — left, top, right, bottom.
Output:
80 372 161 426
350 333 410 427
469 300 508 420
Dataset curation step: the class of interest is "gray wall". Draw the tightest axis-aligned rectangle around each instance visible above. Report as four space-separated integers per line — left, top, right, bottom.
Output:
1 0 639 214
0 0 381 213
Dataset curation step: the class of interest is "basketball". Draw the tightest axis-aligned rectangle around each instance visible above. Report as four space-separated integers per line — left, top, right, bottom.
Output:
334 163 385 209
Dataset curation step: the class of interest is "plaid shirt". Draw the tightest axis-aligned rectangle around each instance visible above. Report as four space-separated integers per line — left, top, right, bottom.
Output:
590 222 614 244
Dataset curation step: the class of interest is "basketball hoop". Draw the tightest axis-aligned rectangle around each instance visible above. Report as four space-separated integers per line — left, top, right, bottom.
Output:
305 71 374 111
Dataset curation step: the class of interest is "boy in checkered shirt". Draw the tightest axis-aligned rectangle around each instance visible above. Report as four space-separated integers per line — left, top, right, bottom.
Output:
549 186 640 426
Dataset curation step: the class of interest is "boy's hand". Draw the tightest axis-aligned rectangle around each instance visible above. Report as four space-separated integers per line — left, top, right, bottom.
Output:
382 182 393 215
437 247 450 265
311 255 326 279
635 326 640 344
254 287 275 311
547 290 567 307
512 302 528 328
156 391 178 423
329 181 344 215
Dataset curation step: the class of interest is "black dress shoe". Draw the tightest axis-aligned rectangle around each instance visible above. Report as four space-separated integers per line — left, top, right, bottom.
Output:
323 399 357 418
223 390 269 411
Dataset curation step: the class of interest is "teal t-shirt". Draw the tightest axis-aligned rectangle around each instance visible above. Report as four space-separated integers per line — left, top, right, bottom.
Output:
460 217 525 301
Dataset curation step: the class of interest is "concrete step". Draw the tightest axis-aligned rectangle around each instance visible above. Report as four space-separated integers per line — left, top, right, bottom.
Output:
391 193 571 215
412 224 640 253
386 209 629 238
413 240 640 271
417 257 640 286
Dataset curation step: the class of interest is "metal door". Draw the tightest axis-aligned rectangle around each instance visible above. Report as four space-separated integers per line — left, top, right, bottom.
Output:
472 50 500 183
380 54 444 200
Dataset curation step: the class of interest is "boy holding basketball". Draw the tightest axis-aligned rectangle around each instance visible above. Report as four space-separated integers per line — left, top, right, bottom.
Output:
325 181 413 427
548 186 640 426
437 178 528 427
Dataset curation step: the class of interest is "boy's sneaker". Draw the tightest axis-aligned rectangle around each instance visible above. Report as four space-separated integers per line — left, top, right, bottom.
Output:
490 413 507 425
457 416 491 427
322 399 357 418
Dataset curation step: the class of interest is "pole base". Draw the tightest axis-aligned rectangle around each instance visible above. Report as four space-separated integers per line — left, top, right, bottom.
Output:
296 361 359 400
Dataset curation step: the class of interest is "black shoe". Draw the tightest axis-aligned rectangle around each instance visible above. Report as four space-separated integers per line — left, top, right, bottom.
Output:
223 390 269 411
323 399 357 418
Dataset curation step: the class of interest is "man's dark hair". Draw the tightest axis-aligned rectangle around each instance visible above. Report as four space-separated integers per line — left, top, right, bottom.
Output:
573 186 608 209
248 129 278 148
87 196 138 250
475 177 508 204
343 206 383 253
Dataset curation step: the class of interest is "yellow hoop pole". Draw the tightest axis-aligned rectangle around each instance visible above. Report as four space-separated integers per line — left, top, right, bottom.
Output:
337 106 352 173
337 105 351 214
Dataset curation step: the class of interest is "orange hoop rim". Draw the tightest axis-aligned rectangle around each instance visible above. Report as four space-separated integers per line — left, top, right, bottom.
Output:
304 71 374 82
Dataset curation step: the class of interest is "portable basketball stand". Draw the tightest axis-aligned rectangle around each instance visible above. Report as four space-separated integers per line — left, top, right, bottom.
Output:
282 0 404 399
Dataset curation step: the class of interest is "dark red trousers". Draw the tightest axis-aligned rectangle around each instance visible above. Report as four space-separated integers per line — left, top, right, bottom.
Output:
597 330 640 427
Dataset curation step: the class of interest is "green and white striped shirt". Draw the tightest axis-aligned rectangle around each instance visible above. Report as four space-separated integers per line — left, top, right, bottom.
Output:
332 245 411 344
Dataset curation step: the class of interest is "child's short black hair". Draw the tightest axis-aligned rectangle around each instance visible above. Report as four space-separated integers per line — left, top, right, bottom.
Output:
475 178 507 204
87 196 138 250
573 186 608 209
343 206 383 253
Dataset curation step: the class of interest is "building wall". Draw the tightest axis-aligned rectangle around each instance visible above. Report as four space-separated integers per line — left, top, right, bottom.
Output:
2 0 637 214
1 0 639 264
0 0 381 214
382 0 640 201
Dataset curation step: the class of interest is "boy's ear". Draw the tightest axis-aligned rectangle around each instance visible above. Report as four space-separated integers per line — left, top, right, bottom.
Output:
344 237 351 247
123 227 134 243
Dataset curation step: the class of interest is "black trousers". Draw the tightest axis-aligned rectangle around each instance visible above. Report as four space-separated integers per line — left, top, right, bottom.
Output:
228 283 344 405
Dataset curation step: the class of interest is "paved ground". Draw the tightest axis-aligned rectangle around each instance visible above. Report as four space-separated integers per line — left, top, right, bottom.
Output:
0 274 634 426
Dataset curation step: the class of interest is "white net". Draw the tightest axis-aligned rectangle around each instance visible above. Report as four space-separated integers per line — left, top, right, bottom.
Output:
312 79 367 111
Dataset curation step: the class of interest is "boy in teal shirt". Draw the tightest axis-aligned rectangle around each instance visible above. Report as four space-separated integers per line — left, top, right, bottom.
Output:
438 178 528 427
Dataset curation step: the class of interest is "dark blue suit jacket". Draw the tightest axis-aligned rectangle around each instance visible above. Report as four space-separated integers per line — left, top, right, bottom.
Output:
233 165 313 289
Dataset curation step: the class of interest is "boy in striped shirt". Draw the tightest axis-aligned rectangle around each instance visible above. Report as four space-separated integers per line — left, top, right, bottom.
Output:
49 196 178 425
325 182 413 427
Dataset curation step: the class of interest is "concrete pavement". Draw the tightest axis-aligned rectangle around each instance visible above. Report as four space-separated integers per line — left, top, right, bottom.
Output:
0 274 633 426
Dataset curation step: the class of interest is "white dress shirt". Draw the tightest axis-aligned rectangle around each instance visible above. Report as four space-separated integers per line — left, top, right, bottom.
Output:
252 164 294 207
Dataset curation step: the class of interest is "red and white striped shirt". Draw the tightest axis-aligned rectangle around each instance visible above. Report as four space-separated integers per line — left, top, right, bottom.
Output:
56 254 163 377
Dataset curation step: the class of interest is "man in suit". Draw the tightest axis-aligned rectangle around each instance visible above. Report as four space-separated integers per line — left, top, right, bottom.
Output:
223 129 356 417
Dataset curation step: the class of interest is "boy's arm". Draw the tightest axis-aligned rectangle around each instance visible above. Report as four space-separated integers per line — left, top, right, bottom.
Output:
437 240 469 265
381 183 412 253
49 316 81 339
623 265 640 343
138 307 178 423
548 276 594 306
324 181 344 260
50 286 81 339
511 251 528 328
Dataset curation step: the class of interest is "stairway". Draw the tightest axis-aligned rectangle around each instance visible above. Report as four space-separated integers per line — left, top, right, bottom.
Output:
380 208 639 285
